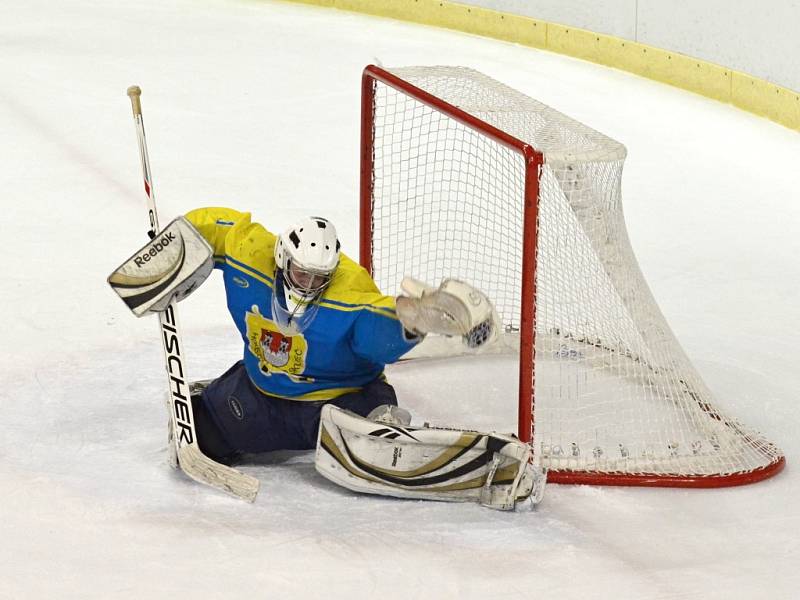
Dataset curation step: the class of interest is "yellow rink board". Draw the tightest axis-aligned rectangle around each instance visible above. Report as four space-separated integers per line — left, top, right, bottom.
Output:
280 0 800 132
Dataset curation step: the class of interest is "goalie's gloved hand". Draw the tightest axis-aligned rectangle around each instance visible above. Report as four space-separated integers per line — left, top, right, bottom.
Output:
395 277 499 348
107 216 214 317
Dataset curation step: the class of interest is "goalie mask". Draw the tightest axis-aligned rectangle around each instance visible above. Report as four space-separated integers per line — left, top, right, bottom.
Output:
272 217 340 334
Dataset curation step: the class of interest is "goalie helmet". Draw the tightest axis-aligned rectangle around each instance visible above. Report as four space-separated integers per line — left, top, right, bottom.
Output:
274 216 340 298
272 216 340 335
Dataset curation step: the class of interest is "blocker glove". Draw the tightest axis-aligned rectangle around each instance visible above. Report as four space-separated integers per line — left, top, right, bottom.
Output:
107 216 214 316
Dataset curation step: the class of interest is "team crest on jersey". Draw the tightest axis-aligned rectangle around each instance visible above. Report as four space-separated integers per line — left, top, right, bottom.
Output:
245 308 308 378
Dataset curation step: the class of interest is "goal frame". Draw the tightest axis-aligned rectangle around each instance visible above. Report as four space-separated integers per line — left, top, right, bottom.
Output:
359 64 785 488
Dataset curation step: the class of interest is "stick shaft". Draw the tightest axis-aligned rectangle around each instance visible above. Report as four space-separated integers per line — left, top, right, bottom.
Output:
127 85 197 446
124 86 259 501
127 86 158 236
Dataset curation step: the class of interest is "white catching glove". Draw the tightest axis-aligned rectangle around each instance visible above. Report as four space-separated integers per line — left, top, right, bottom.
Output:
396 277 499 348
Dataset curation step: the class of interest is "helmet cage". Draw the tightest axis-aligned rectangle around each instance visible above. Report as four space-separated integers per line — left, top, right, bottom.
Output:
285 257 334 298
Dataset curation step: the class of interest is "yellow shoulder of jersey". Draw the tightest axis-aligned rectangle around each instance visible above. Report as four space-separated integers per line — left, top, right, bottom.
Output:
185 207 394 312
225 218 277 284
185 207 277 284
322 254 398 315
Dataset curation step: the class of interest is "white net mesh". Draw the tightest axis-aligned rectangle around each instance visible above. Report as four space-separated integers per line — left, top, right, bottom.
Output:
365 65 783 484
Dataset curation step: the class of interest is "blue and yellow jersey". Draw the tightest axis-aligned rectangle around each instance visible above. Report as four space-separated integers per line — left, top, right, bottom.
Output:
185 207 418 401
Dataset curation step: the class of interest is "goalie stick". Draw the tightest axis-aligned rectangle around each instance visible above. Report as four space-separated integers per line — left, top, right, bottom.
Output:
126 86 259 502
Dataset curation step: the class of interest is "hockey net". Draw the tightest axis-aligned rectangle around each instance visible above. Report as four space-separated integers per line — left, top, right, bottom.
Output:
360 65 785 487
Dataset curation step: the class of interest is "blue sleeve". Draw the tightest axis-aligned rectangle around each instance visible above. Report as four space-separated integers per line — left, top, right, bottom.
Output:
350 308 419 365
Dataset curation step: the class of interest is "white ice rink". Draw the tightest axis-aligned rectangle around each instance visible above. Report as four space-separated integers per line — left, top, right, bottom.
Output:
2 1 799 598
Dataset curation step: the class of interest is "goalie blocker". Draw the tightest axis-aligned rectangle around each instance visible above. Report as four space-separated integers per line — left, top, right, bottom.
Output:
316 405 546 510
107 216 214 317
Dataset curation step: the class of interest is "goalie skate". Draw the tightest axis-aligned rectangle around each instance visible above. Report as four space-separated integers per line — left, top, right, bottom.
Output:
316 405 546 510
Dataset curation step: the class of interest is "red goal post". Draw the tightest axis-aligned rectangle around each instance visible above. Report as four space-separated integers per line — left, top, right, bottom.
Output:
360 64 543 449
359 64 785 487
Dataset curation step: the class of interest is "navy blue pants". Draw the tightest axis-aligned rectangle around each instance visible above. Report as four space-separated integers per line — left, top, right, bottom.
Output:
192 361 397 464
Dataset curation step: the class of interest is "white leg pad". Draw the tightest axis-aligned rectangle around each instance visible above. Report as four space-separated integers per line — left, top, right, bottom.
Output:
315 405 546 510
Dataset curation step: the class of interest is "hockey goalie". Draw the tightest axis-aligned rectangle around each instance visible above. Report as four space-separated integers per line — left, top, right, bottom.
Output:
108 208 546 509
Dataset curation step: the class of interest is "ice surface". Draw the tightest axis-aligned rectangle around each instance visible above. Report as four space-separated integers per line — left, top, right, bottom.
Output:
1 0 798 598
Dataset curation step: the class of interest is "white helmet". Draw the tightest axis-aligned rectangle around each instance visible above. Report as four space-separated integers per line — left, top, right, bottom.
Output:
274 216 340 297
272 217 340 335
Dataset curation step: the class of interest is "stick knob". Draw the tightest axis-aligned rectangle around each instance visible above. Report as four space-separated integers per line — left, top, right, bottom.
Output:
127 85 142 116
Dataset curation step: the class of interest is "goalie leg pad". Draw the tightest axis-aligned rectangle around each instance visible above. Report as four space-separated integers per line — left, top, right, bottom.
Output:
315 405 546 510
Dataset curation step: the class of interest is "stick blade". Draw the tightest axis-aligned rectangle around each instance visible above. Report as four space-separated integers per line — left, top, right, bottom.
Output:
178 445 260 502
